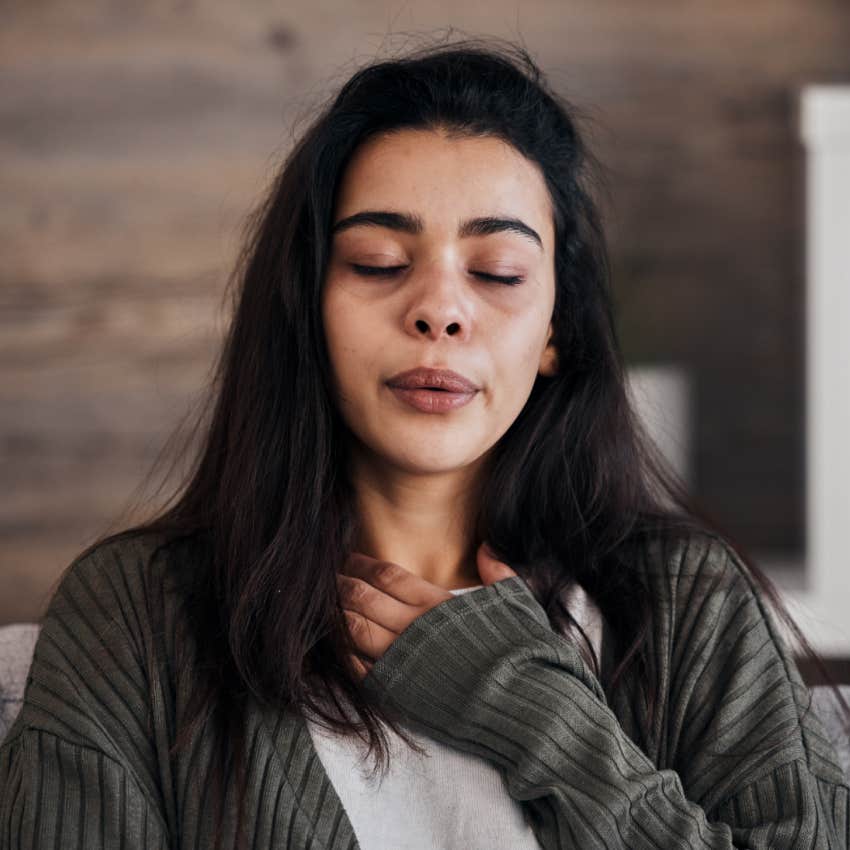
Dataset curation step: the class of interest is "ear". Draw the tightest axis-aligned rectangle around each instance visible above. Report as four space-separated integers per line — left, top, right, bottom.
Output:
538 322 558 377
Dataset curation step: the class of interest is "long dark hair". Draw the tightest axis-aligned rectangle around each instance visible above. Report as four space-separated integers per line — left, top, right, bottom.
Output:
63 33 848 850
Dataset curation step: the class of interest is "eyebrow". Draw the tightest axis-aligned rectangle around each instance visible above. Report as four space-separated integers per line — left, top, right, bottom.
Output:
330 210 543 251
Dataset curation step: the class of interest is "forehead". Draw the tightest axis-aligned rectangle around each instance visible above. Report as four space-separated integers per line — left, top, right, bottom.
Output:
333 128 555 251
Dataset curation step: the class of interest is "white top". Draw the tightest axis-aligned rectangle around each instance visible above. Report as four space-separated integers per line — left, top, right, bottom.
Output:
306 582 605 850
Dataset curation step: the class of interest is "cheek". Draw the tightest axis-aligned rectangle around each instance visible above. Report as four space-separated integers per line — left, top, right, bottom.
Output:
322 289 354 396
322 285 352 357
496 318 549 376
322 287 378 388
486 318 551 418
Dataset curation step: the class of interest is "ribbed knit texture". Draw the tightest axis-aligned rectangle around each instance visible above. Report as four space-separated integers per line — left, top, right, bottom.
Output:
1 531 848 848
304 583 550 849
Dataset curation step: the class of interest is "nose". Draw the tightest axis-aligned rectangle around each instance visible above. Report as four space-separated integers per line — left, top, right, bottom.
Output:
402 267 472 341
414 317 461 337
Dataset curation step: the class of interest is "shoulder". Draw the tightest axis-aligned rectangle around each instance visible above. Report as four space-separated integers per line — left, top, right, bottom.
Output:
638 527 747 584
39 529 180 644
633 529 848 789
636 529 772 638
1 531 190 820
44 528 201 622
24 529 196 732
49 529 168 592
2 528 205 754
635 529 790 690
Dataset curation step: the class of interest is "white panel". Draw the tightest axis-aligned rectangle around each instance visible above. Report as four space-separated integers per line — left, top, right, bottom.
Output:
783 85 850 654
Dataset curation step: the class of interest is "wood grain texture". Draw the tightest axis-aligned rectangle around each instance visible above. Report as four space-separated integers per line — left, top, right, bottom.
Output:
3 1 849 623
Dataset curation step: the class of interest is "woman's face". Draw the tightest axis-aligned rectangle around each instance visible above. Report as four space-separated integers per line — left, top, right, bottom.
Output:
322 127 558 477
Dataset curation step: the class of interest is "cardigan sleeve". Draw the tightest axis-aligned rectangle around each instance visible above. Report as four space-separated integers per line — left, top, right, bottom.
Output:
360 535 850 849
0 728 170 849
0 537 173 849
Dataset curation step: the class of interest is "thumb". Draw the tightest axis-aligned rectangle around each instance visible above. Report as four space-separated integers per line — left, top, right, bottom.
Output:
476 541 518 587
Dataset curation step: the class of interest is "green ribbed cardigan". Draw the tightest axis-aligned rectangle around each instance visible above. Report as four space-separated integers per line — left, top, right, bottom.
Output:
0 531 848 849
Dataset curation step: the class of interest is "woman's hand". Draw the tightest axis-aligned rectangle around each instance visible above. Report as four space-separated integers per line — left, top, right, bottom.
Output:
337 541 518 680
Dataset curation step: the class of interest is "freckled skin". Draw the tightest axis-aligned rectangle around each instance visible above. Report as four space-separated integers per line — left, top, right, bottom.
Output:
321 127 559 589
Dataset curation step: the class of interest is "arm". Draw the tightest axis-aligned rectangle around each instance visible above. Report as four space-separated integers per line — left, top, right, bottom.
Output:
0 536 173 849
0 728 170 849
361 536 849 849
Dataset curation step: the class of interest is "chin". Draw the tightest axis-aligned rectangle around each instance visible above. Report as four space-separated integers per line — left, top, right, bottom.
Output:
380 440 484 475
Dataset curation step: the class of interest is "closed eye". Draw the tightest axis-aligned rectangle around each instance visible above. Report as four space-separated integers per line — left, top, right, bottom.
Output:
349 264 524 286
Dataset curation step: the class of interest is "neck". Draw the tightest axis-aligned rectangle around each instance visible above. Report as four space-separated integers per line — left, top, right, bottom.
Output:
347 447 487 591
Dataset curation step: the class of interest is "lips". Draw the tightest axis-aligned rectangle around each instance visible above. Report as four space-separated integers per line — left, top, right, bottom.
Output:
385 367 479 393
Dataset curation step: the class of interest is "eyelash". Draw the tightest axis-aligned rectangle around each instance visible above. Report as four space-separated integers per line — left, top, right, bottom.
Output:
349 264 524 286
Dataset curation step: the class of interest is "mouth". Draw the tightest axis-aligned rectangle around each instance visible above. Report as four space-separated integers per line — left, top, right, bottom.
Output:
385 366 479 394
387 384 478 414
385 366 480 413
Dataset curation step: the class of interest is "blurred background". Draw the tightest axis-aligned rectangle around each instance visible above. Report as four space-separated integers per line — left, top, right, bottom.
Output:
2 2 849 669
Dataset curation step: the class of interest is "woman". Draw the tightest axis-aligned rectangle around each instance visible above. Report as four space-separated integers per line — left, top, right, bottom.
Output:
1 37 847 850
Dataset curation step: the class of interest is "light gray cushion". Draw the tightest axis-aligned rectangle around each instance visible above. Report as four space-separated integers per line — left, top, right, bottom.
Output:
0 623 41 743
0 623 849 784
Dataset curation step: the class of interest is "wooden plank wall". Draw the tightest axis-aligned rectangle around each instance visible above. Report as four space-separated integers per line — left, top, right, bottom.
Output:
2 2 850 624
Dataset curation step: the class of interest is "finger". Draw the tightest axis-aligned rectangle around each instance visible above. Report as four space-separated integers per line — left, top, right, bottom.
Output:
338 573 435 635
342 552 452 607
350 653 373 681
343 608 399 661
